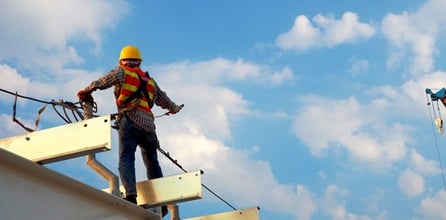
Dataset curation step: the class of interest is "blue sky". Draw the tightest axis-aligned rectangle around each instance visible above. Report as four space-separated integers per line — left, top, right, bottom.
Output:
2 0 446 219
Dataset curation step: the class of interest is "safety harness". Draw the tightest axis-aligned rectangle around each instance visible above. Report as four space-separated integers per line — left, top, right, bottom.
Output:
117 66 156 114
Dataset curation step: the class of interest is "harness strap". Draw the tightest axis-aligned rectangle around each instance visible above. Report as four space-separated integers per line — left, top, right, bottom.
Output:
136 72 154 108
119 71 153 108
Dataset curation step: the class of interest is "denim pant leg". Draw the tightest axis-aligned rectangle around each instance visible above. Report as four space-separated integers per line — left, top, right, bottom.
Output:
139 132 163 179
118 116 138 197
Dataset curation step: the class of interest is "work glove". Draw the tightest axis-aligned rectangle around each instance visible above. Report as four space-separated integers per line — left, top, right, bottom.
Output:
77 89 93 102
169 104 184 114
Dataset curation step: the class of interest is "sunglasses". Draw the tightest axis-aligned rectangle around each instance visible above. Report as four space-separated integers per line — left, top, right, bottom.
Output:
121 59 141 66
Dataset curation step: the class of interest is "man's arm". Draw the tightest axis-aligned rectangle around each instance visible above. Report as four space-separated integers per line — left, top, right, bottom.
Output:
77 67 123 99
154 83 182 114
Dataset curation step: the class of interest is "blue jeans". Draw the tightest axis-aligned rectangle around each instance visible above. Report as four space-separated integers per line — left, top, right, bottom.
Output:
118 115 163 197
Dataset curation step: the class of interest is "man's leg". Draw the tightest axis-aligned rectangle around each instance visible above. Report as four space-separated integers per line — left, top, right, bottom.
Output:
118 116 139 203
140 132 168 216
140 132 163 179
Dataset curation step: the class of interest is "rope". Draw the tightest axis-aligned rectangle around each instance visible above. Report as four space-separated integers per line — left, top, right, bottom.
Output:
154 104 185 118
157 147 237 210
426 94 446 190
1 88 91 131
1 88 50 104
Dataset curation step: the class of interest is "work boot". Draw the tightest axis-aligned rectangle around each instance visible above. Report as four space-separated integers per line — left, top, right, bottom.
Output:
162 205 168 217
124 195 137 204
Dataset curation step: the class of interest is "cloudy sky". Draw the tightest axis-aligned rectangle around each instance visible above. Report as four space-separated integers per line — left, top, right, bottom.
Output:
2 0 446 219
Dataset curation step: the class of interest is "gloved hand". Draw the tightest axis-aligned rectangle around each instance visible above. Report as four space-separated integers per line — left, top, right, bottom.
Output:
169 104 184 114
77 89 93 102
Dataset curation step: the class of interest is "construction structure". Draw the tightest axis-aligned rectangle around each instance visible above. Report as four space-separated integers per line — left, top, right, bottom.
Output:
0 96 260 219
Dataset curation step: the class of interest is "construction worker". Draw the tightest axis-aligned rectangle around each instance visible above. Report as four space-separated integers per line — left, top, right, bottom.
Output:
77 45 182 211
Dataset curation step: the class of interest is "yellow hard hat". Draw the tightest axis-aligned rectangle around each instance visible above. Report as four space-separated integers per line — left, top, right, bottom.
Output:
119 45 142 60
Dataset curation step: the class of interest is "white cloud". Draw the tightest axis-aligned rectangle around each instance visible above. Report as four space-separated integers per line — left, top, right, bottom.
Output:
414 0 446 35
293 185 318 220
0 114 32 138
385 70 446 120
410 149 440 176
0 63 108 105
381 12 436 75
276 15 320 52
321 185 372 220
416 189 446 220
0 62 116 131
270 67 295 85
314 12 376 47
398 169 425 198
153 129 318 220
0 0 128 71
151 57 294 87
0 0 128 119
146 57 296 140
293 96 407 168
362 188 387 214
276 12 376 52
292 70 446 170
184 87 241 139
0 64 31 99
381 0 446 75
348 57 370 76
